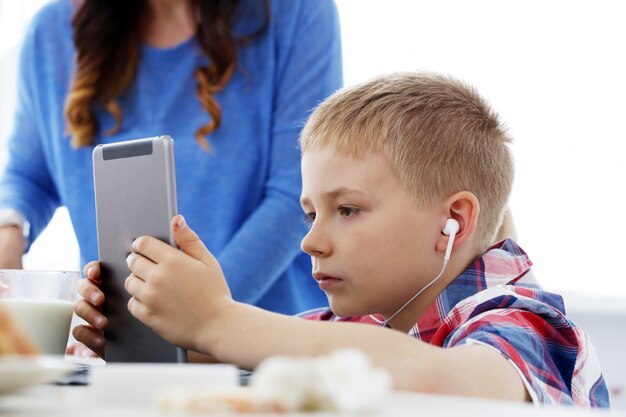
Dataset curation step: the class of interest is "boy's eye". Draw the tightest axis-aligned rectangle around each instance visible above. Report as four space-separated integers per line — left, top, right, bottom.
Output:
338 206 360 217
302 212 316 226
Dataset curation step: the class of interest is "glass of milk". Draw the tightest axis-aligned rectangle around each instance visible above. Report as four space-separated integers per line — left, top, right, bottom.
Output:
0 270 80 355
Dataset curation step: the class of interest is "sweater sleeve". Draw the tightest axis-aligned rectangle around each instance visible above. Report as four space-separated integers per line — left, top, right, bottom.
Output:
0 10 61 251
216 0 342 305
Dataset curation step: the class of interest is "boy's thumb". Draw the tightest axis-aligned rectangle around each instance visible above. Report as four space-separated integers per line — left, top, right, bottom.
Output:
171 215 211 264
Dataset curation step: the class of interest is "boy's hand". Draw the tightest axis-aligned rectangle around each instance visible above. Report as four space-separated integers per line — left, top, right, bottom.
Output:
125 215 232 352
72 261 107 358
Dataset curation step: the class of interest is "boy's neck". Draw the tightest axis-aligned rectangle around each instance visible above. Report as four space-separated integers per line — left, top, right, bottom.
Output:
386 249 480 333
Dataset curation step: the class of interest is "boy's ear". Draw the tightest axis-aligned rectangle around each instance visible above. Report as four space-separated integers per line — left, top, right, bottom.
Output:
436 191 479 253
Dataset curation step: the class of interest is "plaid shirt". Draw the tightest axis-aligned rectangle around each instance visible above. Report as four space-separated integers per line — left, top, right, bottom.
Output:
302 239 610 407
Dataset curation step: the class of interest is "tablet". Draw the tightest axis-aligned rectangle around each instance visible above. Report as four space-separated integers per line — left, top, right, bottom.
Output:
93 135 186 363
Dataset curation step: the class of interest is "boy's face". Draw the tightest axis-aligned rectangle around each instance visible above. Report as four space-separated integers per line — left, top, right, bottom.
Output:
300 146 444 319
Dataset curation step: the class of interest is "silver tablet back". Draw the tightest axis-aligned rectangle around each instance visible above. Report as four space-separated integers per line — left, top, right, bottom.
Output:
93 135 186 362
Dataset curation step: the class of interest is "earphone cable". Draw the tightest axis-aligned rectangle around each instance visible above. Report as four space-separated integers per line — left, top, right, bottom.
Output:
369 259 449 327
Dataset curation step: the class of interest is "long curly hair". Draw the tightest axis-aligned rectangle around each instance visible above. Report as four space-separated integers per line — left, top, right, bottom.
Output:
64 0 269 150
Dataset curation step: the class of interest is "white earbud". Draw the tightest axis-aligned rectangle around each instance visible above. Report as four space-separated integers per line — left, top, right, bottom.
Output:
442 218 459 262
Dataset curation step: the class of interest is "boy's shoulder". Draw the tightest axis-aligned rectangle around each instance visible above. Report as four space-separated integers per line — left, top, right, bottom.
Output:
434 243 608 406
414 238 571 343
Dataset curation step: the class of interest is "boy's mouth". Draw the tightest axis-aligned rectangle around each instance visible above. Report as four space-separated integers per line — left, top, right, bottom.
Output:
313 272 344 290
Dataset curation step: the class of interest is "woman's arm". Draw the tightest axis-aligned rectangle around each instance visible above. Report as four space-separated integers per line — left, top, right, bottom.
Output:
0 227 24 269
0 6 62 251
216 0 343 307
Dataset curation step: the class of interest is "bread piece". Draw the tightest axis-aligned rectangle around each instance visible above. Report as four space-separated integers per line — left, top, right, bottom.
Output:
0 305 39 355
157 349 391 413
159 386 290 413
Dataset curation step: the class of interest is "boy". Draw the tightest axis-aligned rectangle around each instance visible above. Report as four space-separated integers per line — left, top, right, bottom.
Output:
74 72 609 407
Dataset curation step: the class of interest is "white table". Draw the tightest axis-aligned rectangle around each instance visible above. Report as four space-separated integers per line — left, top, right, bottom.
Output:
0 384 622 417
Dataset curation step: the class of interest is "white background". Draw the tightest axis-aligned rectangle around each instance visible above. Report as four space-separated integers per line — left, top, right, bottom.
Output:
1 0 625 299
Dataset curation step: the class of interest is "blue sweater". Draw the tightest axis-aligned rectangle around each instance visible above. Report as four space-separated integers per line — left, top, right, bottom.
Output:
0 0 342 314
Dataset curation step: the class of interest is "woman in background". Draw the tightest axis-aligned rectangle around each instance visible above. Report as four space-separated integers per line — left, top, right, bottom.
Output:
0 0 341 322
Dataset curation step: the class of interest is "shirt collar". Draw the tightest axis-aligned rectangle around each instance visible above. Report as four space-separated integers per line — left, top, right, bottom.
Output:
409 238 534 341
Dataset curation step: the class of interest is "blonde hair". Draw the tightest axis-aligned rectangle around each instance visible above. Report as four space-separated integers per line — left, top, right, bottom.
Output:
300 72 513 250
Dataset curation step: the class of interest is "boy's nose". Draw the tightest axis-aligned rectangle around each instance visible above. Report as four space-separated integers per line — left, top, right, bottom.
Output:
300 223 331 257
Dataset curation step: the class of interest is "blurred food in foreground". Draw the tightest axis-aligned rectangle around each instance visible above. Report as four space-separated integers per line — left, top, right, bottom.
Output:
158 349 391 413
0 305 39 355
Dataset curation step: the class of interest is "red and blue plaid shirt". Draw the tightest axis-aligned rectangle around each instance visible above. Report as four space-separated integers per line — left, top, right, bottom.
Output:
302 239 610 407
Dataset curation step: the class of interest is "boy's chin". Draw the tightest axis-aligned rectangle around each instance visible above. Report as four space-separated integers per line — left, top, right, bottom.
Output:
328 300 369 319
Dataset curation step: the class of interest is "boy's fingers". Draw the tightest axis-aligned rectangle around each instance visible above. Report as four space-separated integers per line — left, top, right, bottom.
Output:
83 261 101 284
126 253 154 281
66 342 98 358
71 325 105 358
171 215 212 264
130 216 214 266
131 236 169 263
78 279 104 306
74 299 108 329
127 296 150 323
124 274 146 301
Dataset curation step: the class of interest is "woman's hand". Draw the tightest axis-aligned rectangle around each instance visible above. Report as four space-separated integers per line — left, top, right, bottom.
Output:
125 215 233 353
0 226 24 269
72 261 107 358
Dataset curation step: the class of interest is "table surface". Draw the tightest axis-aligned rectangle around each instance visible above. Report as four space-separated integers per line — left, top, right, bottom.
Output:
0 384 623 417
